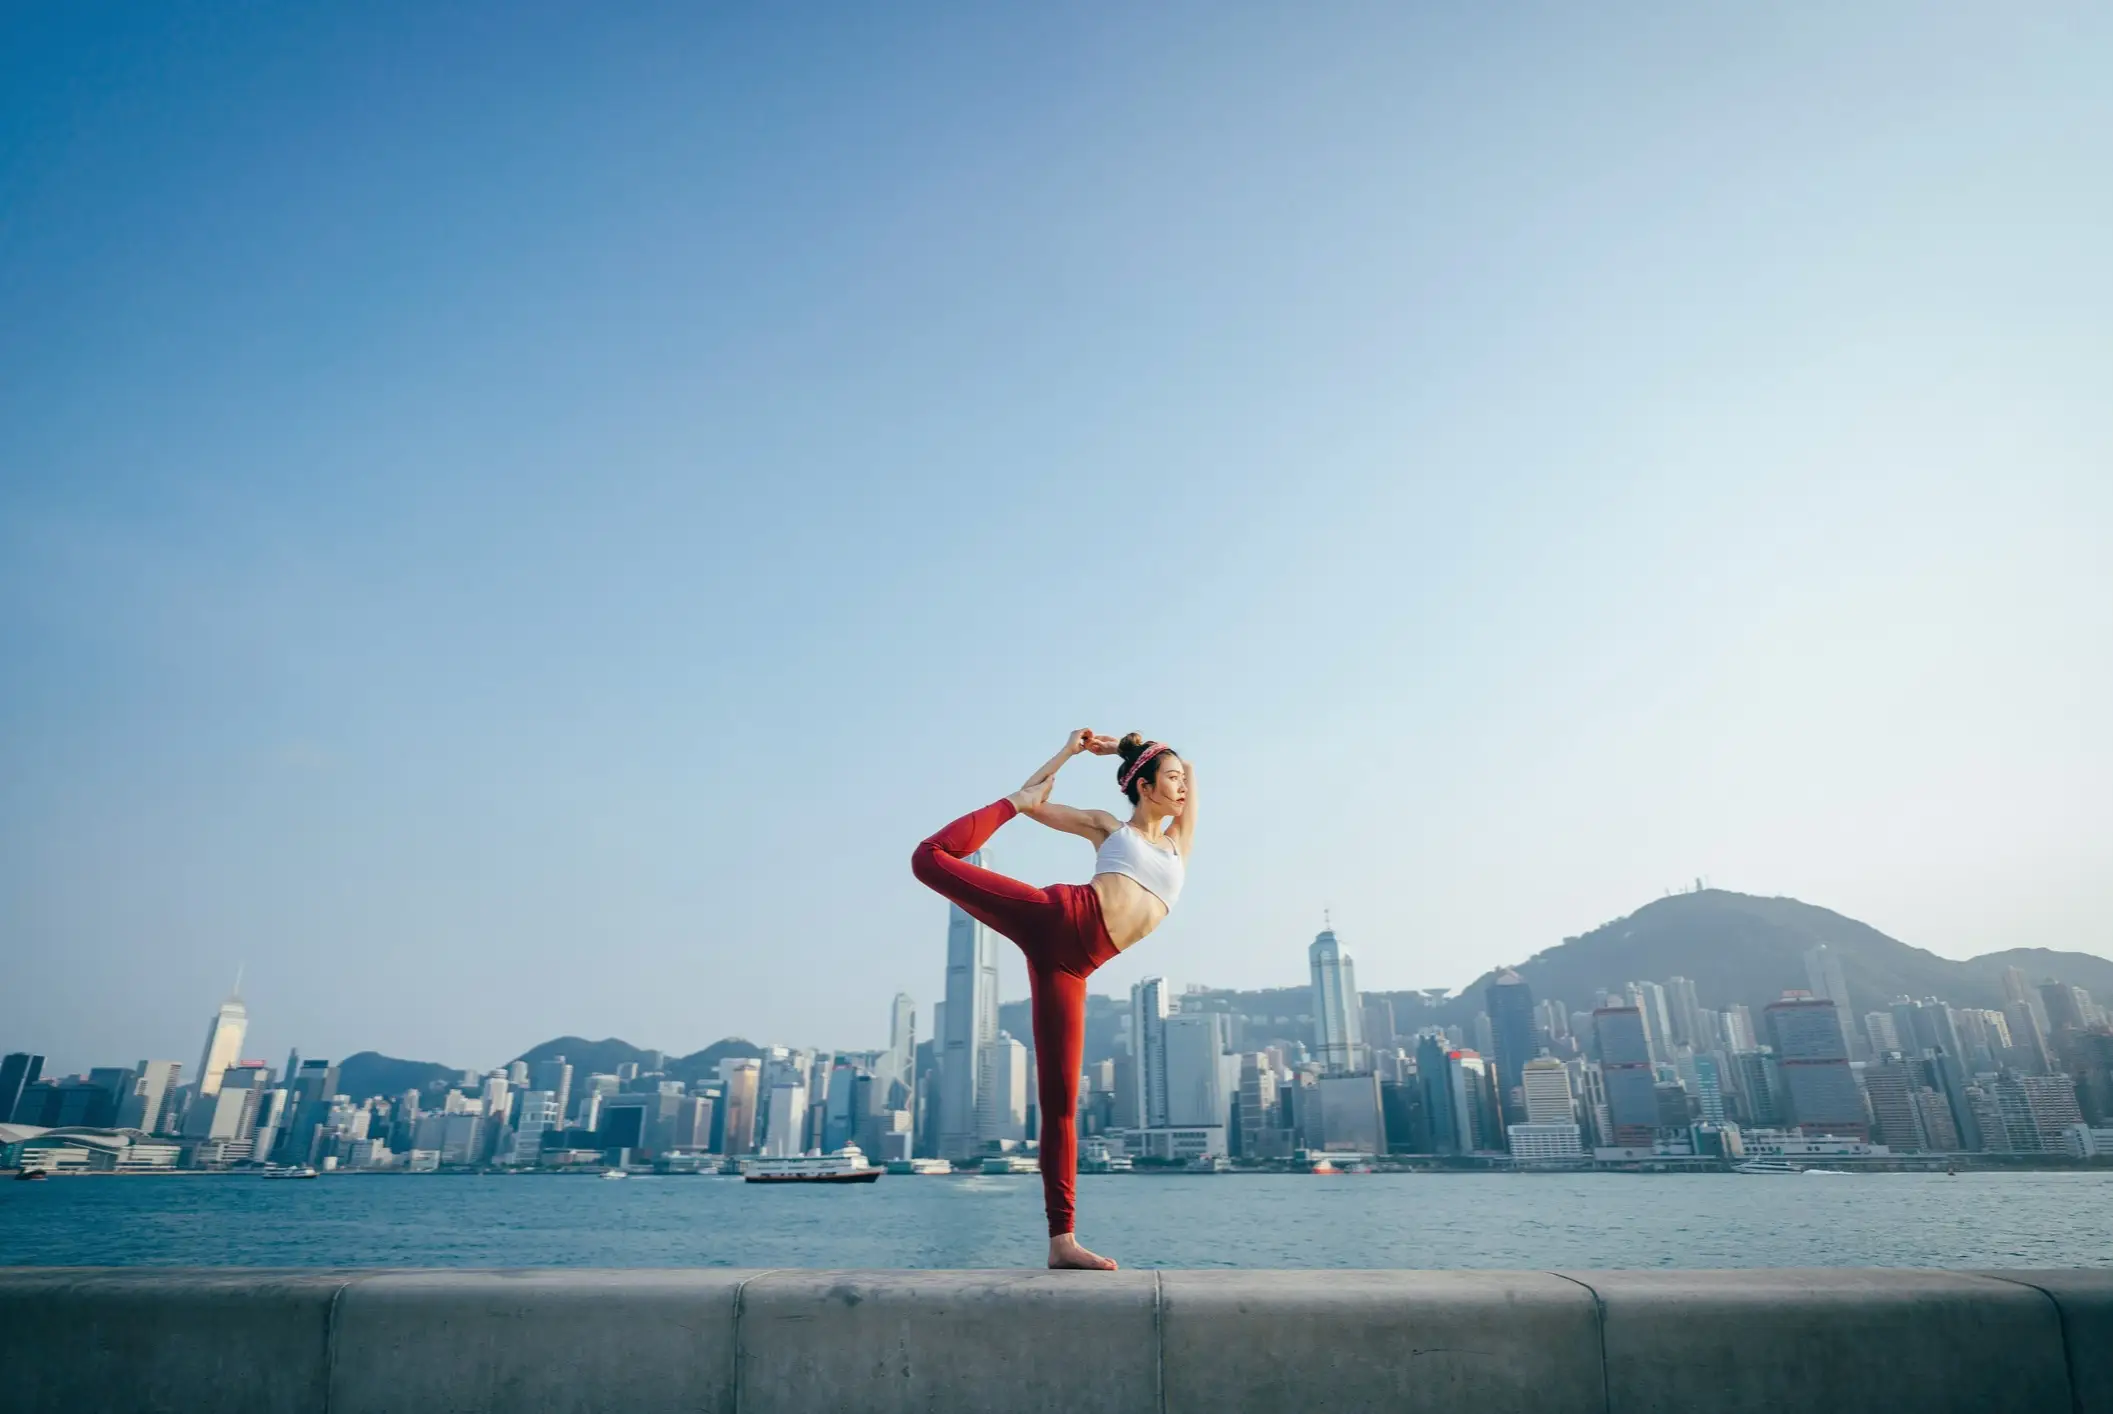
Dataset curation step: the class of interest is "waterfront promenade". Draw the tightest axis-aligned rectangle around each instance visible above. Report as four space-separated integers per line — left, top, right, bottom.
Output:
4 1266 2109 1413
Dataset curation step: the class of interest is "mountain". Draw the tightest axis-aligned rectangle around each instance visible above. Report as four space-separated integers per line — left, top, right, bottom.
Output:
335 1052 463 1102
508 1035 766 1087
1438 889 2113 1027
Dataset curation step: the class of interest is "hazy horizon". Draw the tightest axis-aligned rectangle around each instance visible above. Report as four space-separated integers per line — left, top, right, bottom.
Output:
5 5 2108 1076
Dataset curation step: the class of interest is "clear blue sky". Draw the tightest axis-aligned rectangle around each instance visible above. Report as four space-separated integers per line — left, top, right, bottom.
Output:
5 4 2108 1076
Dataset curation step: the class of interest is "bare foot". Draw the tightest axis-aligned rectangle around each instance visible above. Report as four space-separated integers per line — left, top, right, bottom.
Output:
1007 776 1053 815
1048 1234 1119 1270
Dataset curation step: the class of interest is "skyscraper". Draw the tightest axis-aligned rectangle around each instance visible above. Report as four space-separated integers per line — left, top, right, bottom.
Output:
1161 1011 1236 1130
1485 970 1536 1124
1416 1033 1460 1155
1764 996 1867 1139
0 1053 43 1124
884 992 917 1096
1130 977 1174 1130
717 1058 761 1155
194 976 250 1100
977 1033 1029 1143
1309 924 1363 1074
118 1060 182 1134
939 855 1000 1161
1520 1056 1575 1124
1593 1007 1658 1145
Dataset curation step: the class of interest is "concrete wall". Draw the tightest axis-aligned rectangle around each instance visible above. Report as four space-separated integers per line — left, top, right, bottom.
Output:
1 1267 2107 1414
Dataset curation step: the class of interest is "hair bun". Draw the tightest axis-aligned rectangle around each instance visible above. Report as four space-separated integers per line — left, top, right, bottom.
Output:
1116 732 1147 763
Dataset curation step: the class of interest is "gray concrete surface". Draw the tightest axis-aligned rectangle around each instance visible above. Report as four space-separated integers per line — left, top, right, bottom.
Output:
0 1267 2104 1413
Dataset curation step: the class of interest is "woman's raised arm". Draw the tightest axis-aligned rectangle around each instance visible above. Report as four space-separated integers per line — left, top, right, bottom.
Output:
1008 729 1122 843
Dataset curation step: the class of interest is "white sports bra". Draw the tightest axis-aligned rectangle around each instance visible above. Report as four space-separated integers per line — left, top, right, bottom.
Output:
1093 824 1186 910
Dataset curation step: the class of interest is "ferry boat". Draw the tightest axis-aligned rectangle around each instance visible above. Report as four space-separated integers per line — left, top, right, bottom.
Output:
600 1169 628 1180
1732 1159 1801 1175
745 1145 882 1184
262 1165 320 1180
979 1154 1040 1175
885 1158 954 1176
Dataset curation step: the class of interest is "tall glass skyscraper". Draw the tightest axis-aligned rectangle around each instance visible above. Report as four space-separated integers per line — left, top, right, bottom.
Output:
939 852 999 1161
1309 925 1363 1074
194 976 249 1100
1485 969 1536 1124
1593 1006 1659 1146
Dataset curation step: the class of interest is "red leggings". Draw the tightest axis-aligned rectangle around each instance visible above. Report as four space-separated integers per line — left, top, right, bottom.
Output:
910 798 1119 1237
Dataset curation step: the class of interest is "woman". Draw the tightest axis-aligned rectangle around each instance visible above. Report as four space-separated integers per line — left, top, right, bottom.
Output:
910 728 1194 1270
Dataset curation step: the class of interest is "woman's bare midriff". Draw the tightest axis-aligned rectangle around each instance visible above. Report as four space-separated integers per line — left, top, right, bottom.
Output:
1092 871 1169 952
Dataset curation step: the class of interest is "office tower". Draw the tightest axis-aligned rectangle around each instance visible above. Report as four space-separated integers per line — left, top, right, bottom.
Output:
718 1058 761 1155
0 1054 43 1123
1313 1072 1385 1153
939 855 1000 1161
2005 1002 2054 1075
1666 977 1702 1049
1238 1054 1282 1158
274 1059 340 1163
1361 997 1398 1056
2040 982 2089 1034
885 992 918 1095
1864 1012 1902 1057
1445 1050 1496 1152
763 1074 810 1158
1130 977 1174 1131
1416 1034 1461 1155
1309 925 1364 1074
117 1061 181 1133
1486 970 1537 1124
1594 1007 1659 1145
1764 997 1867 1139
529 1058 573 1122
821 1057 861 1151
194 977 250 1100
977 1033 1029 1143
1653 1081 1692 1131
1162 1012 1236 1130
1520 1056 1575 1124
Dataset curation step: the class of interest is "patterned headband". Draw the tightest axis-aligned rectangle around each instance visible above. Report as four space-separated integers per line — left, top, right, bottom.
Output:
1119 742 1171 791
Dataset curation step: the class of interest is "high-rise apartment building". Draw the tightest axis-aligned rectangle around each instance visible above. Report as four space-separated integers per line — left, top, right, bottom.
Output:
1485 970 1536 1124
1864 1012 1902 1056
939 856 1000 1161
1309 926 1363 1074
194 978 250 1100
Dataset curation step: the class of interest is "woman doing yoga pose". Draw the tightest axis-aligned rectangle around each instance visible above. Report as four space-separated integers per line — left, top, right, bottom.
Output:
910 728 1194 1270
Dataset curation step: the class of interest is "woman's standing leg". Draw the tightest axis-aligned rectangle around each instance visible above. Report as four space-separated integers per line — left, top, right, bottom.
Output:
1027 963 1089 1239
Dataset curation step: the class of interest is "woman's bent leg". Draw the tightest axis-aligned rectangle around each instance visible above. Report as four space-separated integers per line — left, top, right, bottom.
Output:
909 799 1052 941
1029 963 1089 1237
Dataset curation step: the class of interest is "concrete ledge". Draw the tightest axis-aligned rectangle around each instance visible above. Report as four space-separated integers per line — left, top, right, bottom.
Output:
0 1268 2103 1414
1980 1271 2113 1414
1565 1268 2072 1414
